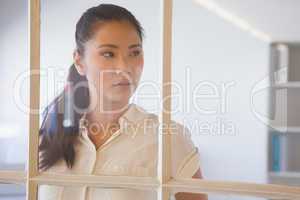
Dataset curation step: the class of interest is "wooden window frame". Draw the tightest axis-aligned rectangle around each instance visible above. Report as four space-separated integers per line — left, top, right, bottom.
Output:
0 0 300 199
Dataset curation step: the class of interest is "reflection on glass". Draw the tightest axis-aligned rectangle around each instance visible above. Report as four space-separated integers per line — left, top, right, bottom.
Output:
0 184 25 200
0 1 28 170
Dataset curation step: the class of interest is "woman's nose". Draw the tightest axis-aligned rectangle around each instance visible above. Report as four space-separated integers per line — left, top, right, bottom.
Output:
115 56 131 74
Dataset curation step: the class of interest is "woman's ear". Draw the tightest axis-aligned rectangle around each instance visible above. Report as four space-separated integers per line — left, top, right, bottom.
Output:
73 50 86 76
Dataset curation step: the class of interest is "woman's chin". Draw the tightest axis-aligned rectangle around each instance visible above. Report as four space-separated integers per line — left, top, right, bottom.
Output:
109 92 131 103
111 85 135 96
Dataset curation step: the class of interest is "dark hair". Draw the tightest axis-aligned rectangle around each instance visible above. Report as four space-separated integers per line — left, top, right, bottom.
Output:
39 4 144 171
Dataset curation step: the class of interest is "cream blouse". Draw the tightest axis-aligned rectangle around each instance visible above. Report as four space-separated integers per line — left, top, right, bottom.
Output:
38 103 201 200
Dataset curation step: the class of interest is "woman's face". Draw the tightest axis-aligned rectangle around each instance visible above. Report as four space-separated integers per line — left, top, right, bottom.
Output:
75 20 144 108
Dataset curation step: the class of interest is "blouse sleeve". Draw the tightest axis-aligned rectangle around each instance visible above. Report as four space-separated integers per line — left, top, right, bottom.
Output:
170 121 201 178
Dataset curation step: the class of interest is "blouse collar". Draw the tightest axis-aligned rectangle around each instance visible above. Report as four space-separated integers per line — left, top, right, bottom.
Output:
78 103 152 132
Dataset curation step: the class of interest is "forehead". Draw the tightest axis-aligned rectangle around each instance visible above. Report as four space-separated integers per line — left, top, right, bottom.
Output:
90 20 141 46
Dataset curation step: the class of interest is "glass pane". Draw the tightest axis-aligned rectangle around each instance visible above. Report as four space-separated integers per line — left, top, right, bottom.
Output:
171 0 300 186
0 184 25 200
39 0 161 178
38 185 157 200
0 0 28 170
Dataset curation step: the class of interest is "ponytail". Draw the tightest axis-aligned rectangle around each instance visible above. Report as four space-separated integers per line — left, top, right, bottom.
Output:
39 64 89 170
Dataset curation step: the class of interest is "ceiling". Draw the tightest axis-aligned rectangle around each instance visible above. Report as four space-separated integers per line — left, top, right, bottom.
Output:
206 0 300 42
2 0 299 42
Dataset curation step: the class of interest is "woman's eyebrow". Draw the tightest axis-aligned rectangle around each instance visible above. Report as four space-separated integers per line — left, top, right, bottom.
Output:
97 44 118 49
128 44 142 49
97 44 142 49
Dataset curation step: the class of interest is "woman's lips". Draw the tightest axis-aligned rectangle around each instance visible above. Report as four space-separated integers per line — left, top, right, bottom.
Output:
113 81 131 86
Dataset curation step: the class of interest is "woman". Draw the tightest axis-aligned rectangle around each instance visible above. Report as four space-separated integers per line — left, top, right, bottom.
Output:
38 3 207 200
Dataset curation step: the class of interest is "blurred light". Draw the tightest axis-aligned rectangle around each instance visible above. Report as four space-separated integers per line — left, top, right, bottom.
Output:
194 0 272 42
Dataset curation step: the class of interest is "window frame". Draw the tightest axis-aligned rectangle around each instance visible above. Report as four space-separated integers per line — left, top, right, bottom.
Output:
0 0 300 199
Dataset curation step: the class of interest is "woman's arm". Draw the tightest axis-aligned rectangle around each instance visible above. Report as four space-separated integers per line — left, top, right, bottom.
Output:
174 168 208 200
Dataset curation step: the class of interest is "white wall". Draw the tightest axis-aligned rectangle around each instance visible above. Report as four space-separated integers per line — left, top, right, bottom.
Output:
0 0 28 198
0 0 28 168
172 0 269 184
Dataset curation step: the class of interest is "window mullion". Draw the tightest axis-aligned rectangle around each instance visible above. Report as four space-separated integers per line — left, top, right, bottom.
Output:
158 0 173 199
27 0 41 199
0 171 26 184
31 173 160 189
165 178 300 199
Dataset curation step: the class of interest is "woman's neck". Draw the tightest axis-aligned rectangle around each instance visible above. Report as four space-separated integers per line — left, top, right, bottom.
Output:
84 101 131 149
86 100 130 128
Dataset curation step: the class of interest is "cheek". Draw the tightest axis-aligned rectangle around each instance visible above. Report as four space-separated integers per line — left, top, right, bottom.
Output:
139 56 144 67
133 59 144 78
135 57 144 72
85 66 111 88
84 57 112 82
85 51 112 70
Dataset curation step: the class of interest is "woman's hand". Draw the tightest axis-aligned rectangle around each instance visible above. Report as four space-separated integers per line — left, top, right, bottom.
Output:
174 168 208 200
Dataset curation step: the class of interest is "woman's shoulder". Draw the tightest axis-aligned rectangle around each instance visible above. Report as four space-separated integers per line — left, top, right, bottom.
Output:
165 120 200 178
131 104 193 136
126 103 159 123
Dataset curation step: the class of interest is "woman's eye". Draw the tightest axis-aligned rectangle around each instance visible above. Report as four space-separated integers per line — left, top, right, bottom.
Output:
130 50 141 57
101 52 114 58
